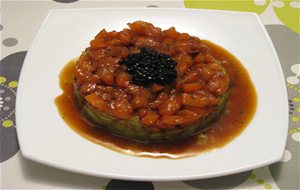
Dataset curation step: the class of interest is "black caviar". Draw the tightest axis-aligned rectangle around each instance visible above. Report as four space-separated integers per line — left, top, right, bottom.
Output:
120 48 177 87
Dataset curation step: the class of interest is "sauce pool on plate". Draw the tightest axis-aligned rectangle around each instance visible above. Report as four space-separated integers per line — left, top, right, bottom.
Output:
55 40 257 159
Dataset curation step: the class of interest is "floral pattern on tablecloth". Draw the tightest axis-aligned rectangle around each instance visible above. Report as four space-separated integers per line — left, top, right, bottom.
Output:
0 51 26 162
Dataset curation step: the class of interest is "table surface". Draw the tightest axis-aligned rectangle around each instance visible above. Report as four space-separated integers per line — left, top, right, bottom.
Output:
1 0 299 189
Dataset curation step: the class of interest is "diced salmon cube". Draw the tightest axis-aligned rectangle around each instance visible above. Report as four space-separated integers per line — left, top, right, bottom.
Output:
181 92 218 107
158 98 181 115
116 71 131 88
182 82 203 93
208 73 230 96
132 95 148 109
106 99 133 119
84 93 106 111
141 110 160 126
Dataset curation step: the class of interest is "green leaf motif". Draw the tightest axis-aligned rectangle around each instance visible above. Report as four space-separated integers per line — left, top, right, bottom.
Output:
184 0 271 14
273 0 300 34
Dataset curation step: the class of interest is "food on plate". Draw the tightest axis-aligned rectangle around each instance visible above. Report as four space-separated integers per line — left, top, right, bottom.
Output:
56 21 257 158
73 21 230 142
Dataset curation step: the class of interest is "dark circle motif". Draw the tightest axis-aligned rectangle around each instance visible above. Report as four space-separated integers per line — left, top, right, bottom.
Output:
106 180 154 190
52 0 78 3
0 51 27 162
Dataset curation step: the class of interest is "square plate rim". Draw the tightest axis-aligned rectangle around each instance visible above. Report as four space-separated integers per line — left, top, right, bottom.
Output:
15 8 289 181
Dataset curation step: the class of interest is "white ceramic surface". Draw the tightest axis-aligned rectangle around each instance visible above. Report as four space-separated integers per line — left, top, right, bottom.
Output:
16 8 288 181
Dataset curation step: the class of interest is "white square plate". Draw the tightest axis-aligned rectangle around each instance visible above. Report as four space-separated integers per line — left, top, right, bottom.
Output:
16 8 288 181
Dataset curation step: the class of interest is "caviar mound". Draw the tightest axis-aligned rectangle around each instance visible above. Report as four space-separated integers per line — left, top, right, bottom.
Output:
121 48 177 86
74 21 230 142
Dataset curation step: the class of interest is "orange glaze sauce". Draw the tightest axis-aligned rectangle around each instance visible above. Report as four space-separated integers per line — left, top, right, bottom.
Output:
55 40 257 159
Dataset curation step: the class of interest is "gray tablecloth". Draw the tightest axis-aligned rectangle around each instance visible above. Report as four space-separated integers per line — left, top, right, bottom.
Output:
1 0 299 189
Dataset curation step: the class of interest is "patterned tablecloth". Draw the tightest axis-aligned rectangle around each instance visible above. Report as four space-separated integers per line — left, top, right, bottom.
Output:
1 0 299 189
